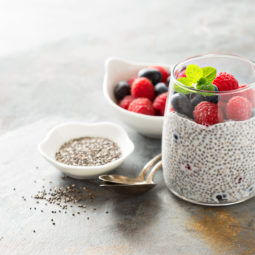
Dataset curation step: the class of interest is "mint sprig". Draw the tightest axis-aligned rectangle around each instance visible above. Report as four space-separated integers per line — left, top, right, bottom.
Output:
174 64 217 95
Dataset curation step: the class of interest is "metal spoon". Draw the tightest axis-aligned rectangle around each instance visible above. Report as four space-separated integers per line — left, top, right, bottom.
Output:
100 160 162 194
99 154 161 185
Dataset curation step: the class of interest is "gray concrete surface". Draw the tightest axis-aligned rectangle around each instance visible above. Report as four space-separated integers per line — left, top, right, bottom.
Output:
0 0 255 254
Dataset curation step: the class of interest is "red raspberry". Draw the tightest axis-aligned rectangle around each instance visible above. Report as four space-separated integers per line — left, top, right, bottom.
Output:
119 95 134 110
246 88 255 107
131 77 155 100
213 72 239 91
193 102 223 126
153 92 168 116
226 96 252 121
128 98 155 116
177 70 186 79
150 66 169 83
237 84 255 107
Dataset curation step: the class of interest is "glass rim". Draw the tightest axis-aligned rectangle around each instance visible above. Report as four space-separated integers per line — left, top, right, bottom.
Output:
172 53 255 95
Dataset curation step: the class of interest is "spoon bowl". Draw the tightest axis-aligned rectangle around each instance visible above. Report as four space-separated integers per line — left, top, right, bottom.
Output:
100 183 156 195
99 154 161 185
100 160 162 194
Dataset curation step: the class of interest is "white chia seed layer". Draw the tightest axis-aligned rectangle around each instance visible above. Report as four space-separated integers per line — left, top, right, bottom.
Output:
162 113 255 204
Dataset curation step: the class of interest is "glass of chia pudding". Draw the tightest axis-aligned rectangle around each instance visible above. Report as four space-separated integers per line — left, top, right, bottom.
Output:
162 54 255 206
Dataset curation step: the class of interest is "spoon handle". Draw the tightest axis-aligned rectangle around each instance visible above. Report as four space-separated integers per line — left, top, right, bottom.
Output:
146 160 162 184
138 154 161 180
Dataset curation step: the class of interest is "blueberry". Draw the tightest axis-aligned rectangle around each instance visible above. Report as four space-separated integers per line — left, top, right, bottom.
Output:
248 185 255 193
166 75 171 87
216 195 222 201
155 82 168 96
171 93 193 119
173 133 179 141
212 192 228 203
190 93 205 108
114 81 130 101
138 68 162 85
205 85 220 104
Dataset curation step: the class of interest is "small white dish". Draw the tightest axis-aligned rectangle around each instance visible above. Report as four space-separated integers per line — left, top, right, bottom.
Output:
103 57 171 138
38 122 134 179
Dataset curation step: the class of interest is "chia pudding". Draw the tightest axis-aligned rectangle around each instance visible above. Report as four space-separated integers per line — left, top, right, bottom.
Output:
162 54 255 205
162 112 255 204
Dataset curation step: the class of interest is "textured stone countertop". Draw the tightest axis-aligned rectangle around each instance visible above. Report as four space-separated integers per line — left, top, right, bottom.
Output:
0 0 255 254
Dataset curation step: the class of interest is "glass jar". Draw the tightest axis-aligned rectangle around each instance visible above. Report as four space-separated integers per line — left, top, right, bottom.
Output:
162 54 255 206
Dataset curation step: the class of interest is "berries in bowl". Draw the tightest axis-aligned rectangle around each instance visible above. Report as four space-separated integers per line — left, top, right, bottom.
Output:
103 57 171 138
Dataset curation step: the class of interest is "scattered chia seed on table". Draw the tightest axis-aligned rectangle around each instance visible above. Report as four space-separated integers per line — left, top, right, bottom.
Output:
55 137 121 166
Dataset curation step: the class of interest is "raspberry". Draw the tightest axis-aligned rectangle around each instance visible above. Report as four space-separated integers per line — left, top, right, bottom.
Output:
153 92 168 116
246 88 255 107
119 95 134 110
237 84 255 107
213 72 239 91
128 98 155 116
226 96 252 121
193 102 223 126
131 77 155 100
177 70 186 79
150 66 169 83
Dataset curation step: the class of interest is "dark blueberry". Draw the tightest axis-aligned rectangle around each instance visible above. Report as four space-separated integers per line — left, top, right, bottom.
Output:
114 81 130 101
138 68 162 85
155 82 168 96
190 93 205 108
222 193 227 199
213 192 228 202
166 75 171 87
171 93 193 119
248 185 254 193
216 195 222 201
205 85 220 104
173 133 179 141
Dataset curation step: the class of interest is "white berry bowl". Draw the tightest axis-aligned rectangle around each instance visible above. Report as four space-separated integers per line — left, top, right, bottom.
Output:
103 57 171 138
38 122 134 179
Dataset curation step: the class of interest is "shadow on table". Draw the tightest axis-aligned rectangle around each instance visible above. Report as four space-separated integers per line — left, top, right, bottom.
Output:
108 189 161 238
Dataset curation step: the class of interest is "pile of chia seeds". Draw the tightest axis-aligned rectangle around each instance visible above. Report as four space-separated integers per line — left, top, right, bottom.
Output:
162 112 255 204
55 137 121 166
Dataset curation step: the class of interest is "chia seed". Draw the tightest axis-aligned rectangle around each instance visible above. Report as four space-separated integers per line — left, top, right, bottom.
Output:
55 136 121 166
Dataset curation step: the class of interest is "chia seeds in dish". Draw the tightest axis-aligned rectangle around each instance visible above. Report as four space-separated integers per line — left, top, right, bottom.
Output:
55 137 121 166
162 112 255 204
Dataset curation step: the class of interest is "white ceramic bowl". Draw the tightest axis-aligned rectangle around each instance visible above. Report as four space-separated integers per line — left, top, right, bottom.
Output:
103 57 171 138
38 122 134 179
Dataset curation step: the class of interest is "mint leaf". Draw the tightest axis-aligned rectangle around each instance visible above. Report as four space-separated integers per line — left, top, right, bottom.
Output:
196 83 215 91
185 64 203 82
178 77 193 86
173 77 193 94
197 77 207 86
196 78 215 96
202 67 216 83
